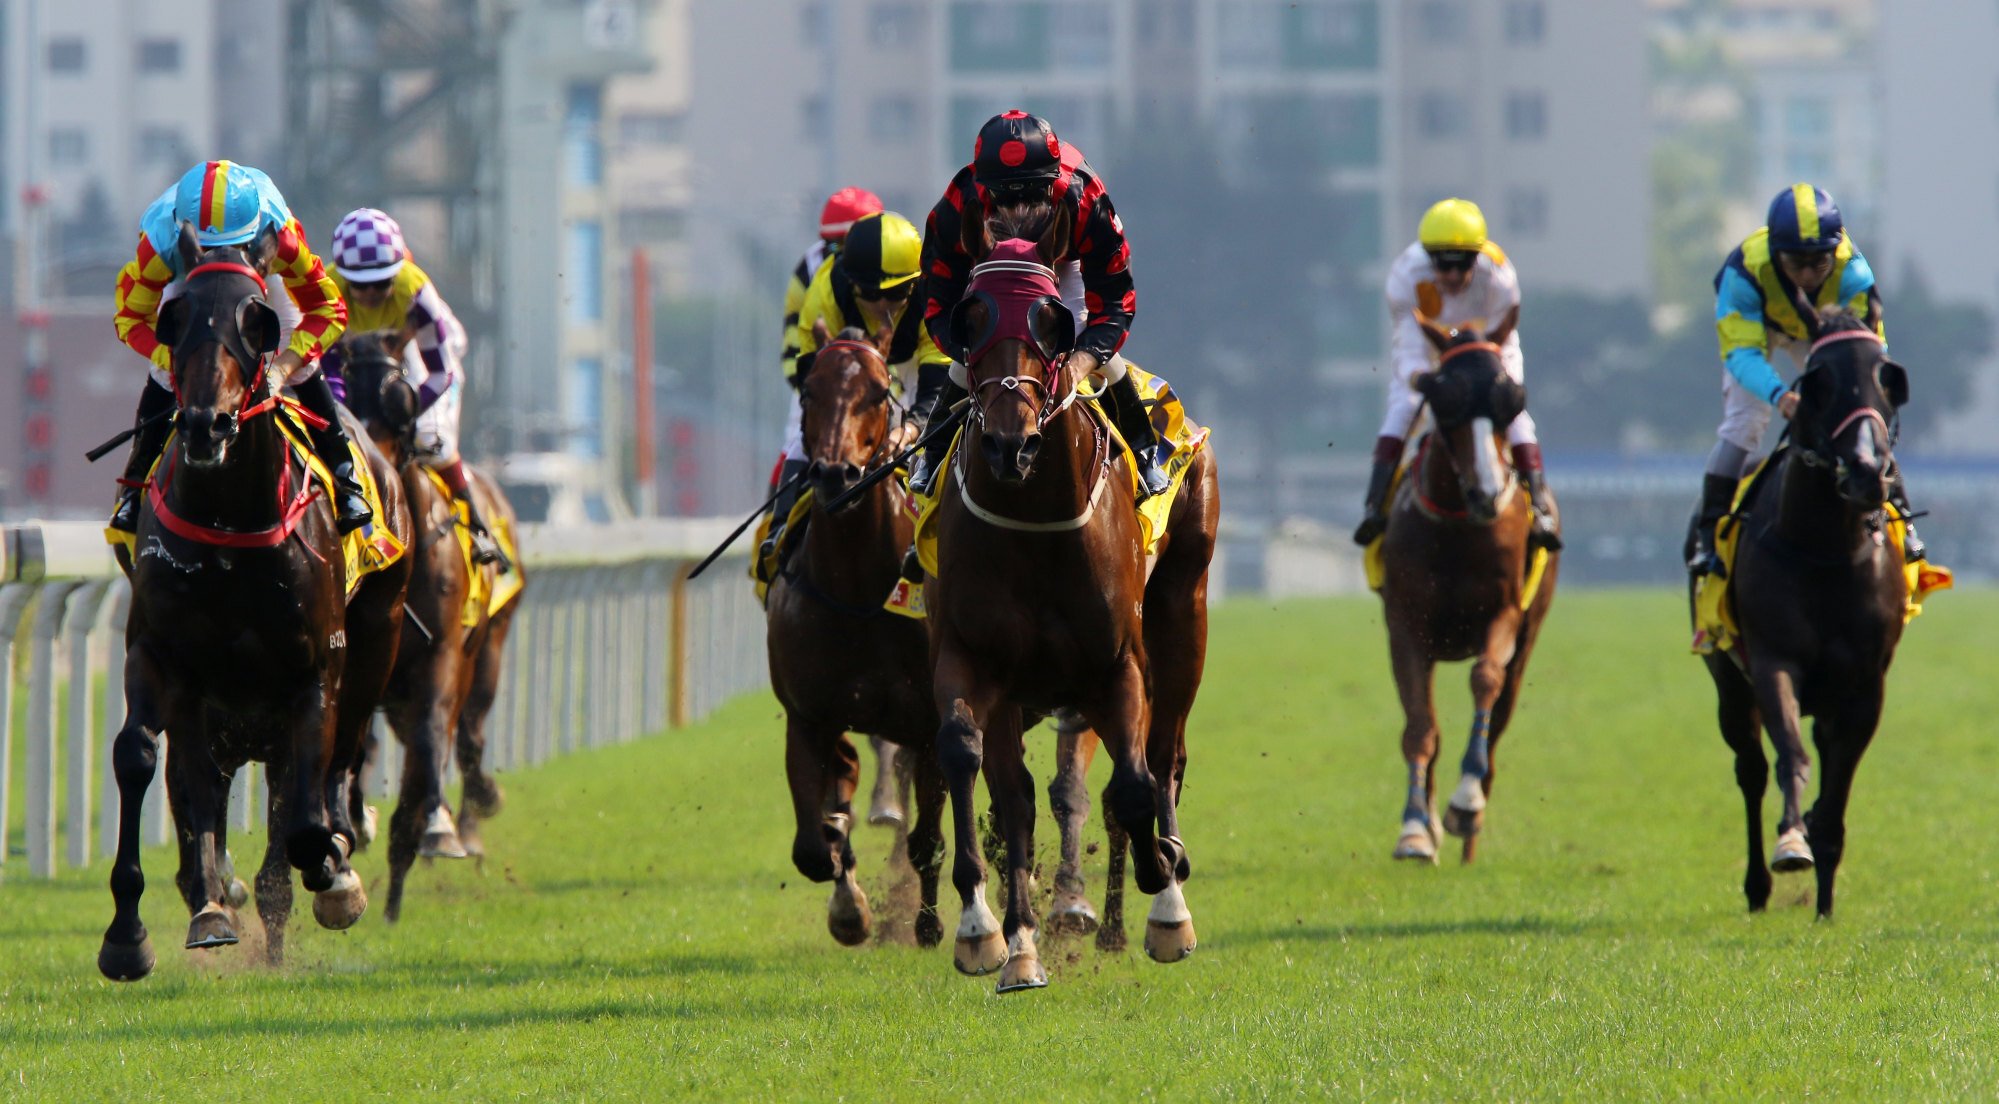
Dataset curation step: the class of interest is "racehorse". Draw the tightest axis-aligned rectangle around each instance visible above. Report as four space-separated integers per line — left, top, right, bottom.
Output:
1378 312 1559 866
927 210 1218 992
99 223 413 979
335 329 525 922
1695 303 1908 918
766 322 947 948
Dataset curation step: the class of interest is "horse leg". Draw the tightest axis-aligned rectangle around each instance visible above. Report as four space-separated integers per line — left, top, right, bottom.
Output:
98 647 168 981
906 739 948 948
1445 613 1522 859
1750 660 1814 872
383 704 424 924
280 683 346 894
933 648 1006 976
1140 560 1208 962
349 721 380 850
1097 798 1130 953
867 735 906 827
256 760 295 964
1387 627 1442 862
980 706 1045 993
824 732 870 947
456 617 513 860
1807 693 1883 918
1046 710 1101 936
1085 658 1169 895
408 651 469 863
1709 659 1771 910
164 729 239 953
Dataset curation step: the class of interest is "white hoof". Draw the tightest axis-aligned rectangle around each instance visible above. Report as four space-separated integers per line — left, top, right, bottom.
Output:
953 886 1007 976
1449 773 1487 814
311 869 369 930
1393 818 1439 863
996 930 1046 992
418 805 468 860
1143 881 1196 963
1772 826 1815 872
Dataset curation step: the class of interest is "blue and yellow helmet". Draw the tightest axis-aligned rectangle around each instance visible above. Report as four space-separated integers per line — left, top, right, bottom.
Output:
1766 183 1843 254
172 160 265 247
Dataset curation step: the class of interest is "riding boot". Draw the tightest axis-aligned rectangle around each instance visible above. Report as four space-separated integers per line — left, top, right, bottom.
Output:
1107 371 1172 501
293 371 374 535
1687 473 1739 578
1511 443 1564 552
1887 464 1928 562
760 459 809 569
1351 436 1403 546
438 458 507 571
905 375 965 498
109 379 178 534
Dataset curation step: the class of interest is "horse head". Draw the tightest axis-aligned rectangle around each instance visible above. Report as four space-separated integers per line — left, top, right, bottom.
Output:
335 327 421 457
1788 299 1906 511
155 221 281 467
1411 308 1524 523
951 215 1078 484
799 320 897 504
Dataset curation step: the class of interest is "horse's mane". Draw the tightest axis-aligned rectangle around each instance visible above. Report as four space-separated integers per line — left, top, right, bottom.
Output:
970 200 1072 267
1812 306 1873 337
987 202 1054 243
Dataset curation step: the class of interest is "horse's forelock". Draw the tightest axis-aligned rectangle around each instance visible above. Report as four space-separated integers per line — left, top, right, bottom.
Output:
1812 306 1873 338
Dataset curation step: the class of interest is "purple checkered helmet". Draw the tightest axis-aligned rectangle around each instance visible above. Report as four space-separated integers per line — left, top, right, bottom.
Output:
331 208 408 281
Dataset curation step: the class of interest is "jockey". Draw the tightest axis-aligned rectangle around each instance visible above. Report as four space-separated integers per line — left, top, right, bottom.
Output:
771 187 881 499
906 110 1171 502
762 210 945 560
320 208 503 567
110 160 365 533
1688 183 1923 575
1356 198 1561 551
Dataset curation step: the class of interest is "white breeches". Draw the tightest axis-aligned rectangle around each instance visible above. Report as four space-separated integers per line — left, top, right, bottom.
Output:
416 383 462 467
1716 339 1809 454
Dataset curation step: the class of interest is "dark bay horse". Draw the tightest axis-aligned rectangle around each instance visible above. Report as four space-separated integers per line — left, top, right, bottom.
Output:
1697 305 1908 918
336 330 525 922
1379 312 1558 866
99 223 413 979
928 220 1218 992
767 322 946 947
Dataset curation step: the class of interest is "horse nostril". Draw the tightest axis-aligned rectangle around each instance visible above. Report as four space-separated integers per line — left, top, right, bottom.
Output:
807 460 828 480
842 463 862 483
1016 434 1042 471
980 437 1005 470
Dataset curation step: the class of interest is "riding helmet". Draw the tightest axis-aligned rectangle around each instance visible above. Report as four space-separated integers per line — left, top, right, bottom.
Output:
819 187 883 241
172 160 269 247
331 208 409 282
1766 183 1843 254
1418 198 1488 252
973 110 1063 201
839 212 922 293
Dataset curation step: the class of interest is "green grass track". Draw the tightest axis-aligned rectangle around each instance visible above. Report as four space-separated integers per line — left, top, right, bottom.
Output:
2 590 1996 1100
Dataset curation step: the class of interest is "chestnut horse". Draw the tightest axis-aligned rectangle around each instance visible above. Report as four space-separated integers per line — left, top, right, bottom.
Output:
1379 313 1558 866
767 322 947 947
928 216 1218 992
334 330 526 922
99 224 413 979
1695 305 1908 918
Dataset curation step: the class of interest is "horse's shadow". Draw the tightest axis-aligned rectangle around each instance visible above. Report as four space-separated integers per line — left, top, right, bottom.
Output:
1226 914 1604 947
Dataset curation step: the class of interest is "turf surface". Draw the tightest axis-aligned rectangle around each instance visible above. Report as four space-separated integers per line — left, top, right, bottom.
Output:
2 590 1996 1100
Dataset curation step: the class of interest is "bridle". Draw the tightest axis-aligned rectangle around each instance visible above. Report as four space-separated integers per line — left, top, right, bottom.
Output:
804 339 903 497
965 345 1081 433
1413 340 1517 523
1791 329 1891 473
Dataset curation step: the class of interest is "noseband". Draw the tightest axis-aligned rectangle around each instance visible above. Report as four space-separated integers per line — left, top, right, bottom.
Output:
1793 329 1891 472
967 348 1081 433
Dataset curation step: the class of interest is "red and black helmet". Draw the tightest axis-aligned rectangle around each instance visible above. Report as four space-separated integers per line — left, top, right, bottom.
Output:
973 110 1062 201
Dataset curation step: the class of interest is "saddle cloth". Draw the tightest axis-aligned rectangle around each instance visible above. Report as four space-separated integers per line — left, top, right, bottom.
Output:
749 485 818 607
417 466 523 626
1691 451 1953 656
1362 439 1551 612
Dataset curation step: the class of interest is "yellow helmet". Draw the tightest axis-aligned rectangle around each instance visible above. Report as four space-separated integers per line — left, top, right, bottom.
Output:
1418 198 1488 252
839 212 923 293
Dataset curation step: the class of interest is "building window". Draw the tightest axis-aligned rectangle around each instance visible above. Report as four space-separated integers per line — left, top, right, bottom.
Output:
564 84 604 186
1784 96 1831 140
1052 2 1112 68
1505 91 1546 141
567 220 604 323
1415 0 1465 43
47 38 86 73
136 126 186 164
800 95 827 142
869 94 917 141
136 38 182 74
567 358 603 458
870 2 921 45
618 111 684 148
1504 0 1545 45
49 129 88 165
618 207 686 243
1505 186 1547 236
1217 3 1281 69
1417 91 1466 139
950 1 1050 73
1290 1 1378 69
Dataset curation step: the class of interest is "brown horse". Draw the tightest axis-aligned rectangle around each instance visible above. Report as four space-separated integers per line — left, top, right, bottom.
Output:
1696 305 1908 918
1378 313 1558 866
767 322 947 947
334 330 525 922
98 225 413 979
927 217 1218 992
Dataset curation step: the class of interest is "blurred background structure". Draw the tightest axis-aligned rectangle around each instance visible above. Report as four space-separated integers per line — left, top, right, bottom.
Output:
1 0 1994 586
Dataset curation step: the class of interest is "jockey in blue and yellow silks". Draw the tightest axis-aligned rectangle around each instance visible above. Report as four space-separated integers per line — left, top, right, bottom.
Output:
1688 183 1924 575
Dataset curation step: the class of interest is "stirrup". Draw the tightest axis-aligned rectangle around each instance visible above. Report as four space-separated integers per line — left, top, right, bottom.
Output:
1529 514 1564 552
109 486 145 534
468 528 503 566
1352 512 1387 547
899 545 923 582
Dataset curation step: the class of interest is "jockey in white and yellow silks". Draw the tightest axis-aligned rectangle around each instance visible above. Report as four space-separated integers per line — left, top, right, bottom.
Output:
1355 198 1561 551
320 208 503 567
109 160 364 534
1687 183 1924 575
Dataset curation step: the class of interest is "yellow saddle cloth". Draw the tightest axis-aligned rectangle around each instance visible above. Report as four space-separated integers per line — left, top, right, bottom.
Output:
418 467 524 626
749 485 818 606
897 363 1209 619
1691 457 1953 656
1361 443 1551 611
105 405 406 598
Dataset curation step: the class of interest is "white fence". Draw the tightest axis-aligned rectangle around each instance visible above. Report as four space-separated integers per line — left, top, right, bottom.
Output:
0 520 766 880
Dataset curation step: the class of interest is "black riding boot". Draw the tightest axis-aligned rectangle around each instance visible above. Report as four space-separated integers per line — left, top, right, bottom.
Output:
760 459 809 572
1351 457 1398 547
293 372 373 534
905 374 965 498
1887 464 1927 562
109 379 178 534
1520 469 1565 552
458 492 509 570
1106 371 1171 501
1687 473 1738 578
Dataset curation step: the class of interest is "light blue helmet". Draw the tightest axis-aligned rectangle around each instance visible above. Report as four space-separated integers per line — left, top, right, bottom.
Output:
172 160 267 247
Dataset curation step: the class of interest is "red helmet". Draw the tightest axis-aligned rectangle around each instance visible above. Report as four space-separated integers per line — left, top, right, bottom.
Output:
819 187 882 240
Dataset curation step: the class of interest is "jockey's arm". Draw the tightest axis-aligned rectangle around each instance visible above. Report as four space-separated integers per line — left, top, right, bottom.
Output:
919 185 974 362
1073 192 1135 364
404 279 465 411
112 233 177 373
781 258 811 371
267 218 347 370
785 270 839 386
1715 267 1787 406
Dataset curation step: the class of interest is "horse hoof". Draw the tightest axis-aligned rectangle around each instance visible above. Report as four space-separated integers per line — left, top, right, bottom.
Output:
185 904 240 950
914 909 944 949
1393 825 1439 864
1046 895 1100 937
466 784 505 820
954 930 1008 976
98 933 156 981
1145 919 1197 963
995 951 1048 993
312 870 369 930
866 800 905 828
1442 804 1484 839
225 877 252 910
419 806 468 859
827 882 873 947
356 805 380 849
1771 828 1815 872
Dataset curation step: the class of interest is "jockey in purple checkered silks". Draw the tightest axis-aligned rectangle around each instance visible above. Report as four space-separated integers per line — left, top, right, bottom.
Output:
321 208 505 566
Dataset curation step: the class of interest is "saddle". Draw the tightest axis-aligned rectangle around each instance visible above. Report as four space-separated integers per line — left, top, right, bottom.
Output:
417 467 523 626
1362 436 1551 611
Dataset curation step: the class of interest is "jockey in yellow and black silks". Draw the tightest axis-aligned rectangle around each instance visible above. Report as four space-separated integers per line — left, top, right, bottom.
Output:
772 188 882 492
1688 183 1924 575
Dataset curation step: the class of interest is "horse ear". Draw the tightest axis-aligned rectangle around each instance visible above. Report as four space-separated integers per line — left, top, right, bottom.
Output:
871 322 894 352
1412 310 1452 353
1787 280 1822 341
155 295 189 348
964 201 992 259
249 226 281 275
175 220 202 272
237 298 281 355
1486 304 1519 350
1879 360 1909 408
811 318 831 347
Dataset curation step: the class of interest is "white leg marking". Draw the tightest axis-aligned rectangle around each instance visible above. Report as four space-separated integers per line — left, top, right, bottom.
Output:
1146 880 1192 926
1450 773 1487 813
957 882 1000 941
